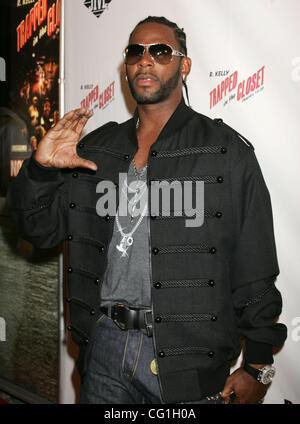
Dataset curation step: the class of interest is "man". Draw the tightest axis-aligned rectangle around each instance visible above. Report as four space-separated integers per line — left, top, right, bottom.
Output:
28 96 39 129
40 99 53 132
43 56 59 87
7 16 287 404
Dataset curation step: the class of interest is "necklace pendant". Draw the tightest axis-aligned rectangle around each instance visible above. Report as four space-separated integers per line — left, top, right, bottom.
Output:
116 235 134 256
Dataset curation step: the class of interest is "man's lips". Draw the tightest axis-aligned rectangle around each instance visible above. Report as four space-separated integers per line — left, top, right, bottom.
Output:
134 74 158 87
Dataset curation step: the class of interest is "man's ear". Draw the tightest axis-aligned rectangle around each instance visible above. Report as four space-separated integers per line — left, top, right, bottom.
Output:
123 63 128 81
181 57 192 81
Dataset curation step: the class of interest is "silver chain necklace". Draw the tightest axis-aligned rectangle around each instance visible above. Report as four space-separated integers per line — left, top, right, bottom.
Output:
115 117 148 256
115 162 148 257
131 116 147 221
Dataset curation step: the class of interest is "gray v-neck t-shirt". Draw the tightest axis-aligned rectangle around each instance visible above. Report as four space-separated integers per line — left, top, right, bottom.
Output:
100 161 151 308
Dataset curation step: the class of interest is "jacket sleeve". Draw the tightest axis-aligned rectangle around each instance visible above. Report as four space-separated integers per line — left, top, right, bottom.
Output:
6 154 69 248
230 146 287 364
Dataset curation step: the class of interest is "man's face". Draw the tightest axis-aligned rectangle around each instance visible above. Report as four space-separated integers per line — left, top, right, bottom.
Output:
125 23 184 104
44 58 58 83
43 101 51 117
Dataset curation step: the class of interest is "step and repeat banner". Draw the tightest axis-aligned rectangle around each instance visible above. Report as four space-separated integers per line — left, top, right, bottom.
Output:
62 0 300 403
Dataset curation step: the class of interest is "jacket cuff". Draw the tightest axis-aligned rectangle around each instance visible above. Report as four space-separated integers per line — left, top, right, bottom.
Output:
28 153 62 182
244 338 274 364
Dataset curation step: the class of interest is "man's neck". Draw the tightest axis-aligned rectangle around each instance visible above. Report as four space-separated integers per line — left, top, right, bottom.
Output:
136 94 182 134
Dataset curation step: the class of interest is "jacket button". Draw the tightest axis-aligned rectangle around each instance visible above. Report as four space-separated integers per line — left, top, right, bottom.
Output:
78 143 84 149
214 118 223 125
210 247 217 254
94 278 100 285
72 172 78 178
215 211 222 218
123 154 130 161
69 202 76 209
217 176 224 183
155 316 162 323
105 214 110 222
221 147 227 154
211 315 217 322
67 235 73 241
151 151 157 157
84 338 89 345
99 246 105 254
67 267 73 273
90 309 96 316
154 282 162 289
158 351 165 358
66 297 71 303
152 247 159 255
208 351 215 358
67 325 72 331
208 279 215 287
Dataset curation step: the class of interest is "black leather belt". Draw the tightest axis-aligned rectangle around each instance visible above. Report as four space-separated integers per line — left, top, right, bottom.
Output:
100 304 153 337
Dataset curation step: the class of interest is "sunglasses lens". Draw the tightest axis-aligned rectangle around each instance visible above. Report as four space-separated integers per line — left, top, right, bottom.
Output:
149 44 173 64
125 44 144 65
125 44 174 65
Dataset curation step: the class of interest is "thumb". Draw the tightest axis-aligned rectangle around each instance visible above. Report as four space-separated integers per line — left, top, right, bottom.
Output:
72 157 98 171
221 378 235 404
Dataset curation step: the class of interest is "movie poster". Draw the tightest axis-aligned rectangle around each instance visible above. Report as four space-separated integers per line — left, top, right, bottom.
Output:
0 0 60 196
0 0 60 403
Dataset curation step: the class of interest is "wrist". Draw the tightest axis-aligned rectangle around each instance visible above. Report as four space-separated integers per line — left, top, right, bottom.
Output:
34 151 52 168
243 363 276 385
247 363 270 369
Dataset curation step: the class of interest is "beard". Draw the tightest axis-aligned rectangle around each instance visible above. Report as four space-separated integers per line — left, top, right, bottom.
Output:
127 65 181 104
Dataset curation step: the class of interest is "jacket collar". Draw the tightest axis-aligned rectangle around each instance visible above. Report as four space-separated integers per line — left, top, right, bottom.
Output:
130 97 196 145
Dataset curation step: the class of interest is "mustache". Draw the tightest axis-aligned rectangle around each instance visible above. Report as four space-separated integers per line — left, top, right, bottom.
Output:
133 71 159 81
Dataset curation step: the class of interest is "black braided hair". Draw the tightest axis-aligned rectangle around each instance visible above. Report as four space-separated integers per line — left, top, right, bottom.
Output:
129 16 187 56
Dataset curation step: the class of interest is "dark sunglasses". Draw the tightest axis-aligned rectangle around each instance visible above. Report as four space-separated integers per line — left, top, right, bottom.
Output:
124 43 186 65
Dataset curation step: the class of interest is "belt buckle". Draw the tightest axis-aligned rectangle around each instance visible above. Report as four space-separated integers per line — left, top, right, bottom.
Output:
112 304 128 331
144 311 153 337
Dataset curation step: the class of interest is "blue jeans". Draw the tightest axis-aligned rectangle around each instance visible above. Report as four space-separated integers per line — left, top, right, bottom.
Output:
79 313 224 404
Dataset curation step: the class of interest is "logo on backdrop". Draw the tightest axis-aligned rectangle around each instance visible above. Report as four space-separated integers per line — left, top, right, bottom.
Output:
209 66 265 109
83 0 113 18
80 81 115 112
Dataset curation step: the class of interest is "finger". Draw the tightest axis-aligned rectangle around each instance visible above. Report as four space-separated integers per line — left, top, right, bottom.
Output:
221 382 234 404
72 112 93 135
71 158 98 171
54 110 77 131
68 109 93 132
55 108 92 131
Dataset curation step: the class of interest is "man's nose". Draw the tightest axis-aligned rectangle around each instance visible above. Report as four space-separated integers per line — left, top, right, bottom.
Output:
138 48 154 67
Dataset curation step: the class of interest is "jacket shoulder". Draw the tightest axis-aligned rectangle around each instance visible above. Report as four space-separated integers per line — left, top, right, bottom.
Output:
193 112 255 151
215 118 254 150
214 117 254 150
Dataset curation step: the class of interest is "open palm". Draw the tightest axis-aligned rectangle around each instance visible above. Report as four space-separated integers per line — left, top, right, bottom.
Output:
35 108 97 171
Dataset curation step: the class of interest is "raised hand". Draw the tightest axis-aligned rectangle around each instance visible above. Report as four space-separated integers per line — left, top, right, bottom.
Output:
34 108 97 171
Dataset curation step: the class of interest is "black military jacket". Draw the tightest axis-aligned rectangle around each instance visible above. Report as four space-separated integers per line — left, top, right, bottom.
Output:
7 99 287 403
